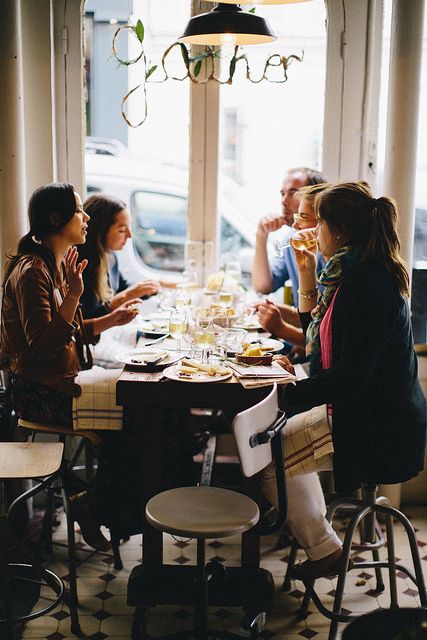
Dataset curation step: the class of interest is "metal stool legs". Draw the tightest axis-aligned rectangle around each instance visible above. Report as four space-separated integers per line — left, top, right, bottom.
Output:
298 486 427 640
0 475 64 639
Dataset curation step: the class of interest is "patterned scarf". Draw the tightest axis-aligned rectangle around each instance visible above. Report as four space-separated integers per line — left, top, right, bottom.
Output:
306 245 359 358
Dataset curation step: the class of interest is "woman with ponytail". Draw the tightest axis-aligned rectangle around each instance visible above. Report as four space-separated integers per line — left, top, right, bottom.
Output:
0 183 141 550
263 181 426 580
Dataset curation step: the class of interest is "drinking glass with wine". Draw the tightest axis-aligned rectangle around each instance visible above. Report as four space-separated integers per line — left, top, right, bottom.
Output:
273 228 318 256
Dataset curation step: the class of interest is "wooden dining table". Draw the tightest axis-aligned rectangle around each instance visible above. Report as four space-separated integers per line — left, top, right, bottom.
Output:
116 366 273 572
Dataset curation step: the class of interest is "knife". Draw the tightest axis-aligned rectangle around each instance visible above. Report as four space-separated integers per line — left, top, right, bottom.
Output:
143 333 170 347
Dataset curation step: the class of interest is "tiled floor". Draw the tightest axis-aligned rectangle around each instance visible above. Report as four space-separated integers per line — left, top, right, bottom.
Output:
21 505 427 640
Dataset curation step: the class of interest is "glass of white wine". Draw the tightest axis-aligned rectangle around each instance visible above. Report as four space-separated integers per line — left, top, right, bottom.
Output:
218 290 233 310
169 310 187 354
273 229 318 257
193 316 216 363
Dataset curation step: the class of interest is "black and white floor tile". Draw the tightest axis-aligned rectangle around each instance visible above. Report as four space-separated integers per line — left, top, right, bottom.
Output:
21 506 427 639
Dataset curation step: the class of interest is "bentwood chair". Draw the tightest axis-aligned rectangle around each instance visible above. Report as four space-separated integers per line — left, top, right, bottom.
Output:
0 442 64 640
17 418 122 635
130 383 288 640
297 483 427 640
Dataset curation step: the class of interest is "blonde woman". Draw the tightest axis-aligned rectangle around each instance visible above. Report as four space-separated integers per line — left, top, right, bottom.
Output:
78 193 158 319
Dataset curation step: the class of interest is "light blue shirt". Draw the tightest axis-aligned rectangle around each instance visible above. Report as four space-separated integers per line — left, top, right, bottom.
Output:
270 249 326 303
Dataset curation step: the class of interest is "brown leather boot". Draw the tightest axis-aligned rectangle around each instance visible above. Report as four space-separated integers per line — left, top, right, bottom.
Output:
70 491 111 552
291 548 354 581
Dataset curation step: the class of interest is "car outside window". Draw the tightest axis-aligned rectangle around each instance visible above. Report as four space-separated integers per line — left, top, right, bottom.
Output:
131 190 188 272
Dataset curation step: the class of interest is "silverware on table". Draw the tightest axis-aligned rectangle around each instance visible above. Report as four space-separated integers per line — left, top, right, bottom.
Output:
144 333 170 347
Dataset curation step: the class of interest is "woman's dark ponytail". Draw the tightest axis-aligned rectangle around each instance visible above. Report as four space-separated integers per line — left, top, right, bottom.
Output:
316 182 410 297
367 196 409 296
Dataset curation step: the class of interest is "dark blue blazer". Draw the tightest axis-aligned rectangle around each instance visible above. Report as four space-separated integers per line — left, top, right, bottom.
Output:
284 260 426 493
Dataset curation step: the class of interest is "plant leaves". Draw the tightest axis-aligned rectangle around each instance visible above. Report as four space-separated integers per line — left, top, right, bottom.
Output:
194 59 202 77
135 19 145 43
146 64 157 80
179 43 189 68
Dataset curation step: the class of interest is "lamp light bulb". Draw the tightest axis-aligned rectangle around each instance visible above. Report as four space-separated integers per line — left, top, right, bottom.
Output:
220 33 237 46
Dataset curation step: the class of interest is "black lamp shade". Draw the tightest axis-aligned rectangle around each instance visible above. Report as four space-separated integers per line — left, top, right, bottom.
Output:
205 0 312 3
178 3 276 46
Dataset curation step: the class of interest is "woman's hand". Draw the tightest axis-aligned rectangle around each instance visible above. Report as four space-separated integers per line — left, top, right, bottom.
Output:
257 299 285 337
131 280 159 298
109 299 140 326
273 355 295 376
64 247 87 299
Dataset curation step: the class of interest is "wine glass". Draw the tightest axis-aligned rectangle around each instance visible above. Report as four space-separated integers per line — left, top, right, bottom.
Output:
175 284 192 309
193 316 216 363
169 310 187 354
273 229 318 256
210 308 229 361
218 290 233 310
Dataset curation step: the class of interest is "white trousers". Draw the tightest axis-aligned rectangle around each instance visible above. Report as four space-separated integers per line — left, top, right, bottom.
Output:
262 404 342 561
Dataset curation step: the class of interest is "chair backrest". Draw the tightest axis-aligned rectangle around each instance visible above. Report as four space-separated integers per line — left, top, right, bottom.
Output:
232 383 283 478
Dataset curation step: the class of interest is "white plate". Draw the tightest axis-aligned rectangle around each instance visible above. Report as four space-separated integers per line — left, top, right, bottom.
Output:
163 364 232 383
233 318 262 330
115 349 181 369
243 338 284 353
137 315 170 336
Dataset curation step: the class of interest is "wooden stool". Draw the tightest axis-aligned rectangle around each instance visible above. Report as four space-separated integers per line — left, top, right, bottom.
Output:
0 442 64 640
298 484 427 640
147 486 259 640
17 419 123 634
130 383 288 640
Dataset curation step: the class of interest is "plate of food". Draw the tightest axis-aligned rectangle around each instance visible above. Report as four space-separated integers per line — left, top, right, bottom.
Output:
163 359 232 383
115 349 181 370
233 315 262 331
240 338 283 354
137 315 170 337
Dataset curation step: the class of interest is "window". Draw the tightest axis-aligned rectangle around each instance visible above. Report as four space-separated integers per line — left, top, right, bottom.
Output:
131 190 188 272
217 0 327 270
377 1 427 343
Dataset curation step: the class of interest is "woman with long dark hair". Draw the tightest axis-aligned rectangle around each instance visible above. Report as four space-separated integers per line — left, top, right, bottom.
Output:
0 183 140 550
264 181 426 580
78 193 158 319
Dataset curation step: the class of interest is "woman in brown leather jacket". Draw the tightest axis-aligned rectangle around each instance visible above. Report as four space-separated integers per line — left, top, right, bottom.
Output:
0 182 140 550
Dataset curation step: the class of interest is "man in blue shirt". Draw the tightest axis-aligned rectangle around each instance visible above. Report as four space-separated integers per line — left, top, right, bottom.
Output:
252 167 326 302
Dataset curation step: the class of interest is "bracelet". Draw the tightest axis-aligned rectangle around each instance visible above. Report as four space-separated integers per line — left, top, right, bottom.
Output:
297 288 318 299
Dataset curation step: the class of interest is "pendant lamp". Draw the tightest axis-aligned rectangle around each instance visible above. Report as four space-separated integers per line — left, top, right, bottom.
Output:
178 3 276 46
205 0 313 3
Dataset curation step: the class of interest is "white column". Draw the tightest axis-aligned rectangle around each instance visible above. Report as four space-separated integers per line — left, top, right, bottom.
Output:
0 0 27 278
20 0 54 198
52 0 85 196
383 0 425 271
186 1 220 284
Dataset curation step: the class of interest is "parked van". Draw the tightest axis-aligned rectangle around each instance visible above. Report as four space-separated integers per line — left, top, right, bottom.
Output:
85 141 255 285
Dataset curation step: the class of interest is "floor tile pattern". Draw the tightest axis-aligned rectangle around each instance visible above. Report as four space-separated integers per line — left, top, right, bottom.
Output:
20 506 427 639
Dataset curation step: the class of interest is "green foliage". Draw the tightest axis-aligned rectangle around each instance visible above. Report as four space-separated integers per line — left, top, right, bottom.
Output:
135 19 145 43
113 18 304 127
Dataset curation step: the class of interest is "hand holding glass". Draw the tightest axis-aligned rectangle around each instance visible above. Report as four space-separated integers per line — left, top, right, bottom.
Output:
274 229 317 257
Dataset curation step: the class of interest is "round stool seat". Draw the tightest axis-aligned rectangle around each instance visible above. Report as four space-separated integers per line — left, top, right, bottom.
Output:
146 486 260 538
342 607 427 639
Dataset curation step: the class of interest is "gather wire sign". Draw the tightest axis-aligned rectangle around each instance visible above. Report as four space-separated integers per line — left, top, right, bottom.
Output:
112 19 303 128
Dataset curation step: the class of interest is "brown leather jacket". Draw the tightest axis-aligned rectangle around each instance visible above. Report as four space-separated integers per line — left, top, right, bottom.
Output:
0 255 98 397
